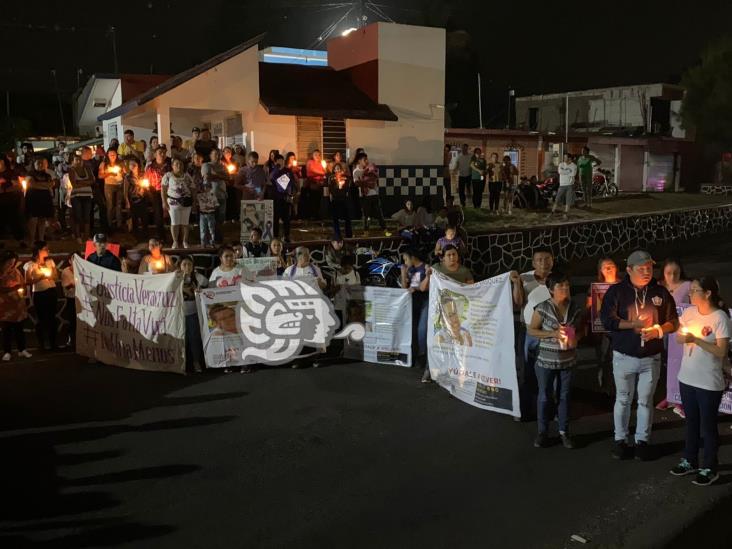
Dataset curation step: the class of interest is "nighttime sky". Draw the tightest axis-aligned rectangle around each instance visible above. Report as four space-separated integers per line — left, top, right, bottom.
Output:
2 0 731 132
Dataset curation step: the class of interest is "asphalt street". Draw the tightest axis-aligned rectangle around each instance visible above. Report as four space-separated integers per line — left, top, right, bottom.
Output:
2 234 732 549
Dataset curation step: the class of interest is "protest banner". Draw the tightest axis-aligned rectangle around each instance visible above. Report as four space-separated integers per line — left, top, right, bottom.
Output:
240 200 274 242
667 303 732 414
342 286 412 367
427 271 520 417
237 257 279 281
590 283 611 333
73 255 185 374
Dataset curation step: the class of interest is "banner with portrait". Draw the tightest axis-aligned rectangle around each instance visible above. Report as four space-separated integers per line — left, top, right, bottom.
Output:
73 256 185 374
590 283 611 333
427 271 519 417
342 286 412 367
240 200 274 242
236 257 279 281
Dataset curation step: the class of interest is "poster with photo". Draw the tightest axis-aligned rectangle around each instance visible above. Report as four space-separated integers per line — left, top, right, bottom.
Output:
197 286 247 369
240 200 274 242
236 257 279 281
590 283 612 333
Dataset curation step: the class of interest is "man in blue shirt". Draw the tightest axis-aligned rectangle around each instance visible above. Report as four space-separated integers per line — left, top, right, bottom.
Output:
600 250 678 461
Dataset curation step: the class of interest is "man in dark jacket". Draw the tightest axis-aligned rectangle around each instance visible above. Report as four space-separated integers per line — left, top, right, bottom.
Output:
268 154 295 241
600 250 678 461
86 233 121 272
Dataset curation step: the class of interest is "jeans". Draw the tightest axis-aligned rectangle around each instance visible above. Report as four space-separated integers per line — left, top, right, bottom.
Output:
471 178 485 208
2 321 26 353
612 351 661 443
520 332 540 419
199 212 216 247
680 381 723 471
214 200 227 244
185 312 204 373
331 200 352 239
535 366 573 434
104 184 123 229
33 288 58 350
458 175 471 207
412 293 429 364
361 195 385 229
488 180 502 211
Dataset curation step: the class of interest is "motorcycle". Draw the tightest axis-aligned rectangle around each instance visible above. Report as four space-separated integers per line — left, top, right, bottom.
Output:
538 168 618 203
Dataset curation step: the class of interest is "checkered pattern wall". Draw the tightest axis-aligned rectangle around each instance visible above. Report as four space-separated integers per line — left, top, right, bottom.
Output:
379 166 444 196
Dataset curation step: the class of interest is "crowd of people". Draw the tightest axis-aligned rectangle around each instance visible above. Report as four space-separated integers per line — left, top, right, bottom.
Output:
0 130 405 251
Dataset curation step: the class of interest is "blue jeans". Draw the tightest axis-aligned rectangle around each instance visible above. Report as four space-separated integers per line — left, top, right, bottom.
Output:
412 293 428 363
535 366 573 434
215 199 227 243
199 212 216 247
680 381 723 471
185 313 204 372
612 352 661 443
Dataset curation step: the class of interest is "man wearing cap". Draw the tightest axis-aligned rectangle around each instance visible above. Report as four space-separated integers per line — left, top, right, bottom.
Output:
600 250 678 461
86 234 121 271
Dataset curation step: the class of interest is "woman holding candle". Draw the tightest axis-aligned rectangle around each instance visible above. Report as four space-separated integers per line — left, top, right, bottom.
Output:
144 147 172 240
527 271 584 449
66 154 95 243
161 159 196 249
98 149 125 232
123 157 150 240
0 251 31 361
138 238 174 275
305 149 327 220
23 241 59 351
670 277 731 486
328 163 353 240
25 158 56 243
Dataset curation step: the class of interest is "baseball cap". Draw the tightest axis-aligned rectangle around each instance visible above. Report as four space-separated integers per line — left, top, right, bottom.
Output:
192 126 201 132
93 233 107 244
627 250 654 267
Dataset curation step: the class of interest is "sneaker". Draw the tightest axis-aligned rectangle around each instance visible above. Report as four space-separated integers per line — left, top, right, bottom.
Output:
612 440 629 460
634 441 652 461
2 353 10 362
672 405 686 419
19 350 32 359
421 367 432 383
534 433 549 448
560 433 575 449
670 458 697 477
692 469 720 486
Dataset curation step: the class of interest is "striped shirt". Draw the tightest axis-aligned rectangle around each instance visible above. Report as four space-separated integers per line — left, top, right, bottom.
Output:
535 299 582 370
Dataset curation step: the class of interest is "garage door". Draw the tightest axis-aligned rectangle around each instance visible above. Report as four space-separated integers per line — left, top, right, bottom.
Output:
646 154 675 192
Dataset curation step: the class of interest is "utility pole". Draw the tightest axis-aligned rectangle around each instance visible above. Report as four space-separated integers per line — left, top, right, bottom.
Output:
51 69 67 137
109 26 119 73
477 73 483 128
506 88 515 129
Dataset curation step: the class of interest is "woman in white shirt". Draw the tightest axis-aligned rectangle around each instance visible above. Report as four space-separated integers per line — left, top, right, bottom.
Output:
24 241 59 350
283 247 327 290
670 276 731 487
209 246 242 288
161 158 196 249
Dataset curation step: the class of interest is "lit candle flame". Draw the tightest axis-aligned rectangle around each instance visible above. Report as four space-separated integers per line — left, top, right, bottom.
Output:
226 164 236 174
20 178 27 193
320 160 327 170
154 260 165 272
140 178 150 188
290 158 297 168
40 267 52 278
17 287 24 296
110 165 121 175
681 327 689 335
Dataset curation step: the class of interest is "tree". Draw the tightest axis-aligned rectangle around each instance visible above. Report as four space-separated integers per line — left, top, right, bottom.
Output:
681 36 732 146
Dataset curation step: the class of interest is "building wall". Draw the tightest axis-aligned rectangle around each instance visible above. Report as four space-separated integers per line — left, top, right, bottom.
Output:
243 104 297 158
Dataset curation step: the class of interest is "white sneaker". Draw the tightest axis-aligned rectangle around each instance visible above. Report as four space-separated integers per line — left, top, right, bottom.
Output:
2 353 11 362
18 350 32 359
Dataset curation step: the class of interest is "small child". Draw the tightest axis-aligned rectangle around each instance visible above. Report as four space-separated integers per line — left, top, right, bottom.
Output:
197 181 219 248
434 225 465 258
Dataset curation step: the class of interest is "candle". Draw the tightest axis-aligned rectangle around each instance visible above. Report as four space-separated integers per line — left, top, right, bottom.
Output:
40 267 52 278
140 178 150 189
320 160 327 170
226 164 236 174
17 287 24 296
110 165 121 175
154 259 165 272
20 178 27 193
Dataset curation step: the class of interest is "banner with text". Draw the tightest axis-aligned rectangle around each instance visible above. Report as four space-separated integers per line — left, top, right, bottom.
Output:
73 256 185 374
342 286 412 367
667 303 732 414
427 272 519 417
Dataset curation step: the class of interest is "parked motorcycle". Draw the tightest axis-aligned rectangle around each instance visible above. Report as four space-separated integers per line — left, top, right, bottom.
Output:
538 168 618 203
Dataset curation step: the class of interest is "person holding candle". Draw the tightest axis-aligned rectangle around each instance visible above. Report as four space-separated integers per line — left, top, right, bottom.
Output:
123 157 150 240
268 153 295 241
328 163 354 240
25 158 55 243
221 146 240 220
144 147 172 240
0 251 31 361
238 151 267 202
98 149 125 232
138 238 174 275
669 276 731 486
600 250 679 461
209 246 243 287
0 156 25 248
23 241 59 351
233 144 247 167
305 149 327 220
66 154 95 244
528 271 585 449
352 152 385 233
161 158 196 249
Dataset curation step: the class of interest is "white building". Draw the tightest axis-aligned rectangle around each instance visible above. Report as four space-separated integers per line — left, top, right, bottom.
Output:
96 23 446 210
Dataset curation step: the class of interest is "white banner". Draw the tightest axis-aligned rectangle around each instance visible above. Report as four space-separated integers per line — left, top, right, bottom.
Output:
73 256 185 374
427 272 519 416
240 199 274 242
342 286 412 367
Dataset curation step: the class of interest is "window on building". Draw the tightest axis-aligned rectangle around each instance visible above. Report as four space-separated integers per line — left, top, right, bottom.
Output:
528 108 538 131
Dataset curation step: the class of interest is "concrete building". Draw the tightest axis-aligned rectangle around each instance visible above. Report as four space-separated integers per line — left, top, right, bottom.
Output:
96 23 446 211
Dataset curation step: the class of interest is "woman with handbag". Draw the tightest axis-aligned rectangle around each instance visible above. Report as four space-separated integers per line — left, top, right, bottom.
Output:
161 159 196 249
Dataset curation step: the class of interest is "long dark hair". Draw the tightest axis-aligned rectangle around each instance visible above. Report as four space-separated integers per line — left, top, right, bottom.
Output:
661 257 688 282
697 276 729 317
596 256 617 282
31 241 48 261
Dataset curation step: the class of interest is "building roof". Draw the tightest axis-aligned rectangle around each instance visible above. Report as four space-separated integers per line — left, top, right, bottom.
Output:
516 82 685 102
258 62 397 121
98 33 266 121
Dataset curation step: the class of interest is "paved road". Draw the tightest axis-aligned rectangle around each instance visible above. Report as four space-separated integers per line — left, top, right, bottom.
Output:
2 235 732 548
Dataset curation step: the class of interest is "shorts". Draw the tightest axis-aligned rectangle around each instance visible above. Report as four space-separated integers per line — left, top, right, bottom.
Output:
556 185 575 207
168 204 192 225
